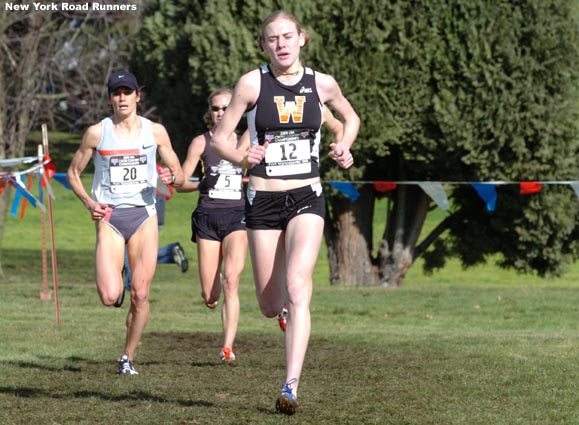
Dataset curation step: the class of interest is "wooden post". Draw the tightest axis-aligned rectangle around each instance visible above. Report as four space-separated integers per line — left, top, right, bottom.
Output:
42 124 61 325
39 144 51 301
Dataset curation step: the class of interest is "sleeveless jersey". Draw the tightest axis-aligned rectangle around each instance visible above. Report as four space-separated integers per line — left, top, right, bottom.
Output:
197 132 245 209
91 116 157 207
247 65 322 180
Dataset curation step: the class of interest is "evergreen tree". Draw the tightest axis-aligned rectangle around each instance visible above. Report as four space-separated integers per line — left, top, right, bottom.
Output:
133 0 579 285
132 0 269 159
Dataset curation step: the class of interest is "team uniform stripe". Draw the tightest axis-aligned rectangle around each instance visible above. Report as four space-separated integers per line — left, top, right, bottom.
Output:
97 149 140 156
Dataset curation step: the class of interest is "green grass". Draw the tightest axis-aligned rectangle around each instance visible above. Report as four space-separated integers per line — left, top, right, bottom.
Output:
24 131 83 173
3 175 579 424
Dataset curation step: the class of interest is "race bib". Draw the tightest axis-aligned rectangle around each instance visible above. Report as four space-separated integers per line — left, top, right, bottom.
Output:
264 130 311 177
109 155 148 193
208 161 243 200
209 173 243 200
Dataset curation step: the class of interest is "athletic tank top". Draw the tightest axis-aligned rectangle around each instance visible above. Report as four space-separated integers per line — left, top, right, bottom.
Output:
247 65 322 180
91 116 157 207
197 132 245 209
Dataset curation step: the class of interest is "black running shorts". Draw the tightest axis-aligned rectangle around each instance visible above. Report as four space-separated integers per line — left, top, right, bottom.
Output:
245 183 326 230
190 207 246 243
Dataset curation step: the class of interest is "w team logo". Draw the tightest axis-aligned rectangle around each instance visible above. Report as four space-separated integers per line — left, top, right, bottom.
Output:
273 96 306 123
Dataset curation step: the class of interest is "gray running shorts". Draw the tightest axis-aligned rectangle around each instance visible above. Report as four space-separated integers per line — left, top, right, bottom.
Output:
102 205 156 242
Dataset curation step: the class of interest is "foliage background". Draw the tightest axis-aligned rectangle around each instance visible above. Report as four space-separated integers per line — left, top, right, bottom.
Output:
5 0 579 286
132 0 579 285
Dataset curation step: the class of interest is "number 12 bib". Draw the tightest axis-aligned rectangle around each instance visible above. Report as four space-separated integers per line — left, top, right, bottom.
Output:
264 129 312 177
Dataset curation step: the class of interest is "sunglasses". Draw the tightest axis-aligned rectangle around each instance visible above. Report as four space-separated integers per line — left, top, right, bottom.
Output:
210 105 227 112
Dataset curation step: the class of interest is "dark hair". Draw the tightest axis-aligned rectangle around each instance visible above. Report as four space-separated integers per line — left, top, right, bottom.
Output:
257 10 309 52
203 87 233 128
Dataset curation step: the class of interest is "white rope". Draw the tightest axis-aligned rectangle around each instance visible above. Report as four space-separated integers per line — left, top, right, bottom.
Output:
0 157 39 167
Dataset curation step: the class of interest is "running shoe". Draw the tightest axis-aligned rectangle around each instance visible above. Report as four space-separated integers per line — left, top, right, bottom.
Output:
117 354 138 375
201 291 219 309
113 288 125 308
277 306 288 332
275 378 298 415
219 347 236 363
173 243 188 273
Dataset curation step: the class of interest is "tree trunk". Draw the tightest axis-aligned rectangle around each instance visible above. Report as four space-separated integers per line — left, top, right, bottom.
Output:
0 26 7 278
0 186 11 278
0 16 38 275
325 183 432 287
324 185 378 285
378 185 430 286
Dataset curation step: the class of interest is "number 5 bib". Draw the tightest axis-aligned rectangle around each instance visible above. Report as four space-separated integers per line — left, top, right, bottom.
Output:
208 162 243 200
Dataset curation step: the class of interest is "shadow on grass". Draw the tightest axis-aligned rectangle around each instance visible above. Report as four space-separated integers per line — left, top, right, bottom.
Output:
0 332 444 424
6 361 82 373
0 386 212 407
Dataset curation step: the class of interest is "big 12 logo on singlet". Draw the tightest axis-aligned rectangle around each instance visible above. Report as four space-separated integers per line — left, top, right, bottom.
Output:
273 96 306 123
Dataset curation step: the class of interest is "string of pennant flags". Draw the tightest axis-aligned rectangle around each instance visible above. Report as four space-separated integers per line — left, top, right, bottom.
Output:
327 180 579 212
3 154 579 217
3 151 574 330
0 155 60 218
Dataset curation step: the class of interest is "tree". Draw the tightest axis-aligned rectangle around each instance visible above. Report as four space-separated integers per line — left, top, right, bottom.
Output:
0 7 141 276
314 0 579 285
132 0 274 160
133 0 579 286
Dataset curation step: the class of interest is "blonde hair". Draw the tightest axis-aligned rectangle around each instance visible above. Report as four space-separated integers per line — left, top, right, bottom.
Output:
203 87 233 129
257 10 310 51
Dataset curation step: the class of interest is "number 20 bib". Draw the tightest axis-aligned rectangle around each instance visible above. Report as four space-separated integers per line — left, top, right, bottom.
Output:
109 154 148 193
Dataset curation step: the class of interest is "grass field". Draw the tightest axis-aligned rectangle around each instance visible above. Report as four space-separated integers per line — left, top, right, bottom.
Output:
2 171 579 424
